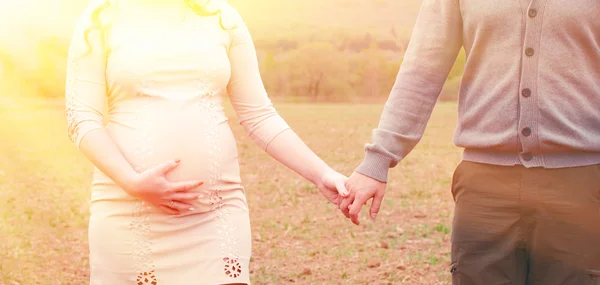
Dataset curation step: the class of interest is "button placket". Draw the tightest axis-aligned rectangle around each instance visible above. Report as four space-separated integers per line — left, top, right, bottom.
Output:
517 0 549 165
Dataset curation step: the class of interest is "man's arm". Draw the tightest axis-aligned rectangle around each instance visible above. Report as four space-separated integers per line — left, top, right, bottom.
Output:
357 0 463 182
343 0 464 225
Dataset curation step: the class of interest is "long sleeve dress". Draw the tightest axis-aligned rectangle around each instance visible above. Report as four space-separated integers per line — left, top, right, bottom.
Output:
65 1 290 284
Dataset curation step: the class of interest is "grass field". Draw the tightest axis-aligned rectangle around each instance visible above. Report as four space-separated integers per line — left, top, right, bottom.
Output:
0 97 461 284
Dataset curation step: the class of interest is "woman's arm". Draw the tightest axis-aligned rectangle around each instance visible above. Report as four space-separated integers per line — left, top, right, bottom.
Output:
66 3 202 214
223 6 348 202
264 130 329 187
66 2 136 189
263 130 349 204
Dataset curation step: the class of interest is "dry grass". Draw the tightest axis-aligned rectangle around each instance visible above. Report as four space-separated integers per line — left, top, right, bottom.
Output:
0 96 460 284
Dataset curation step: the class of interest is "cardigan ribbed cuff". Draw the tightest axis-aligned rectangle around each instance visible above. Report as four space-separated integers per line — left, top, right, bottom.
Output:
355 151 393 183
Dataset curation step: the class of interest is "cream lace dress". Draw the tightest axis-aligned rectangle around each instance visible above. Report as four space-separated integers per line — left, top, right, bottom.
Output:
65 1 289 284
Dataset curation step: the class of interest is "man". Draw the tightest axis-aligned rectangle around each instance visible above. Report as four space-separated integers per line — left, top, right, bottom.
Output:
342 1 600 284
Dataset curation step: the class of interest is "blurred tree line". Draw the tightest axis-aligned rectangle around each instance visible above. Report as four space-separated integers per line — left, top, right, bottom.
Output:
1 27 465 102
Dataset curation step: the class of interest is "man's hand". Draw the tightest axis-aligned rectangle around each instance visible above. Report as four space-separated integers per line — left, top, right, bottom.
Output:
340 171 387 225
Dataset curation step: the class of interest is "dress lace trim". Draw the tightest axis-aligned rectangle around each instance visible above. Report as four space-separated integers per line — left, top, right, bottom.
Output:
65 42 80 144
197 87 242 279
128 97 158 282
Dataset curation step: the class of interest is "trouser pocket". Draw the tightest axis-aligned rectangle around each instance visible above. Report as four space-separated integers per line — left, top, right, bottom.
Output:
450 262 460 284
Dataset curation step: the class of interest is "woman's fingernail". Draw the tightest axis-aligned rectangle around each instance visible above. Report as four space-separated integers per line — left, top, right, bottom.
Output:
372 213 377 219
175 159 181 163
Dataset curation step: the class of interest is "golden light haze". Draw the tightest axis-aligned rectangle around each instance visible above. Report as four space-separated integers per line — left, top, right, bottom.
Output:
1 1 467 284
2 0 456 103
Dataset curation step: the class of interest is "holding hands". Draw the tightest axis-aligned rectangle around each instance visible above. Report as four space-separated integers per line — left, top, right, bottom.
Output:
339 171 387 225
317 168 351 205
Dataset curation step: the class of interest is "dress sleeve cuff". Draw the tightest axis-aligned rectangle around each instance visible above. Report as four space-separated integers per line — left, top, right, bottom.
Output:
355 150 394 183
74 122 103 149
250 115 290 151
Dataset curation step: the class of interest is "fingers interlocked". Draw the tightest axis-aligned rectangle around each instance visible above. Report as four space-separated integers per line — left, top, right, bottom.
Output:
340 171 387 225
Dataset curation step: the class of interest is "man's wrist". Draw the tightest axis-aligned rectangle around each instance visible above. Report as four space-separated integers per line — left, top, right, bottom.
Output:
355 151 393 183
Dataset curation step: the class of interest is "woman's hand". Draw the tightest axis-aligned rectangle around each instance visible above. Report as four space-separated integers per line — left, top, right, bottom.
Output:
316 168 350 206
125 159 204 215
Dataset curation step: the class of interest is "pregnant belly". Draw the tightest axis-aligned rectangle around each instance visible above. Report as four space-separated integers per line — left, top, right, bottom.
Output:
107 101 240 186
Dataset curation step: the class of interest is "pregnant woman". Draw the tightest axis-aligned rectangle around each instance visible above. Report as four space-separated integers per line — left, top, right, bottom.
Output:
65 0 349 284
